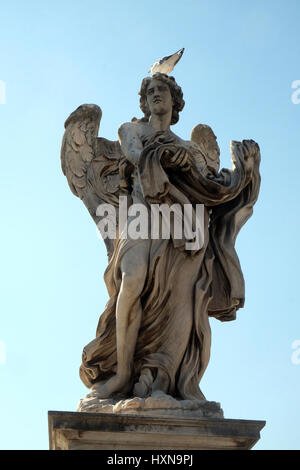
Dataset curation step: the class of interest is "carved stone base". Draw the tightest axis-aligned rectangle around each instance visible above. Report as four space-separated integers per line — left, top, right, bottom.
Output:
77 390 224 419
48 411 265 450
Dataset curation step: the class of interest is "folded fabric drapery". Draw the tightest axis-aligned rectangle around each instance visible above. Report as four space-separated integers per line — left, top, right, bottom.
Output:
80 132 261 400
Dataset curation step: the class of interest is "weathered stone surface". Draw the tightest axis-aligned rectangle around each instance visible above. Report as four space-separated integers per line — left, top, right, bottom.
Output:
48 411 265 450
60 72 261 403
77 390 223 419
55 57 265 452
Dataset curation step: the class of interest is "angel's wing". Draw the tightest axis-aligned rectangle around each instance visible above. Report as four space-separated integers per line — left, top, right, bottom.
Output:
61 104 129 259
190 124 220 173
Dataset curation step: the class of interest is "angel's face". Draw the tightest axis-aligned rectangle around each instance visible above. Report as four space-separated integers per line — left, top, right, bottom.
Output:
146 78 173 117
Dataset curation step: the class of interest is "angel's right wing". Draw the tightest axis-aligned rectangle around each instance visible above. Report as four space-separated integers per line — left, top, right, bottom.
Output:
61 104 130 259
190 124 220 174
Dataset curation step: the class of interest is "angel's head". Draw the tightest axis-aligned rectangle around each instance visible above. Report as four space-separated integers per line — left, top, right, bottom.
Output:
138 73 185 125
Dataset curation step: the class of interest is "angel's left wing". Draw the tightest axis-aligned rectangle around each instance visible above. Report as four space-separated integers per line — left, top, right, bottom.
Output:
61 104 131 259
190 124 220 174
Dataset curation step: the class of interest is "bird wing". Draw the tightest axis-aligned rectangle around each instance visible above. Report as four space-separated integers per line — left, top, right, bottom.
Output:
149 48 184 75
158 54 172 64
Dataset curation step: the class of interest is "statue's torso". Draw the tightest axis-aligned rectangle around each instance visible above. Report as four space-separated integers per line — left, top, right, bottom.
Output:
124 121 207 200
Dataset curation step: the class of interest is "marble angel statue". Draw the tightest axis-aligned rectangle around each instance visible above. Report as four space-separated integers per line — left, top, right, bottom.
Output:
61 72 261 403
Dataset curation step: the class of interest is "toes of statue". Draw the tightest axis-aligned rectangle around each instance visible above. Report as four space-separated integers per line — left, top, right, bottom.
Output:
133 381 149 398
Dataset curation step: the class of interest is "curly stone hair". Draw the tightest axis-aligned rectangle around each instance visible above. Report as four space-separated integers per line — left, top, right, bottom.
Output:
138 73 185 125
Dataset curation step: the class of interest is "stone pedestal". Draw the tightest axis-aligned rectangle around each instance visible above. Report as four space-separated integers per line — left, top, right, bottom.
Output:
48 411 265 450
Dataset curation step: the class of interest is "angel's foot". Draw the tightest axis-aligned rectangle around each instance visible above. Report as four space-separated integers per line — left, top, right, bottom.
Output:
151 389 170 399
133 381 149 398
91 372 130 399
133 368 154 398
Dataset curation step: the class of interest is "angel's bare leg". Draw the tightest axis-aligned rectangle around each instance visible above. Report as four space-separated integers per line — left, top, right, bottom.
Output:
92 240 150 398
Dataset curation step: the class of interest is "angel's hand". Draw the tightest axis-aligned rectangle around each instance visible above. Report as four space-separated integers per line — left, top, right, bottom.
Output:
242 140 260 161
169 147 191 171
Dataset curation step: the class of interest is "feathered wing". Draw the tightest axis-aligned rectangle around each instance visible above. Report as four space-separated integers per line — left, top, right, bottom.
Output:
61 104 128 259
190 124 220 173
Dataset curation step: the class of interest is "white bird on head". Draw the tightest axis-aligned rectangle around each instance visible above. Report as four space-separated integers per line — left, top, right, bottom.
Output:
148 48 185 75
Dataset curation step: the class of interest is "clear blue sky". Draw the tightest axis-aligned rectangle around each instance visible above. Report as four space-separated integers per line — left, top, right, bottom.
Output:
0 0 299 450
